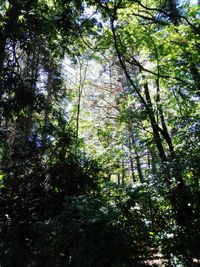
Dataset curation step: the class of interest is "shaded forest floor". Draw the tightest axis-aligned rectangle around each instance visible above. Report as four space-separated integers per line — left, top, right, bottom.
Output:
145 260 200 267
144 253 200 266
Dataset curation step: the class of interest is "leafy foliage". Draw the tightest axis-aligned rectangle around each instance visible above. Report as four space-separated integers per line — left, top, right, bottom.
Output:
0 0 200 266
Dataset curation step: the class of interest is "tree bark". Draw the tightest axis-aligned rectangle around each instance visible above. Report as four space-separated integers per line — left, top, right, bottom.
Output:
156 79 174 154
144 81 167 163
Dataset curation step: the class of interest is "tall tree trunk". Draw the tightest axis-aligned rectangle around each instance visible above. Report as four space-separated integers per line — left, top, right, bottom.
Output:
26 46 40 136
76 60 87 140
144 81 167 163
121 145 126 185
129 125 144 183
121 158 125 185
156 79 174 154
43 60 53 145
129 151 136 183
45 61 53 129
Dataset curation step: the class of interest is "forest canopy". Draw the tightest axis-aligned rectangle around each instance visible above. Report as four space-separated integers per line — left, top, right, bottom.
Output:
0 0 200 266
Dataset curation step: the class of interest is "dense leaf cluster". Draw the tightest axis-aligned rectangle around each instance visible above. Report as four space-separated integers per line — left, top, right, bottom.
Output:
0 0 200 267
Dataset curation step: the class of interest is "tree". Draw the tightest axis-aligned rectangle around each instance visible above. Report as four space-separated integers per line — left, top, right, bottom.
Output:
0 1 100 266
77 0 200 265
0 0 200 266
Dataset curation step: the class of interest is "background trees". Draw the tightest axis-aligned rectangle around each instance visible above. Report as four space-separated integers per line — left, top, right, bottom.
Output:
0 0 199 266
72 0 200 265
